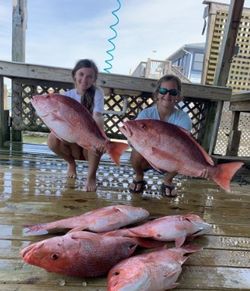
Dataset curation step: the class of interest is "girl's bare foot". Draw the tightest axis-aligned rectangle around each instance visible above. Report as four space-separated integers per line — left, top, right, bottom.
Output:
67 162 77 178
84 177 97 192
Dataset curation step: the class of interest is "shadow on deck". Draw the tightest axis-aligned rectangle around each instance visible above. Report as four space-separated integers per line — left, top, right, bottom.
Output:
0 143 250 290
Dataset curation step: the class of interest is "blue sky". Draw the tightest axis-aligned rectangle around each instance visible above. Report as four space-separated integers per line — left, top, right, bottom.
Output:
1 0 250 75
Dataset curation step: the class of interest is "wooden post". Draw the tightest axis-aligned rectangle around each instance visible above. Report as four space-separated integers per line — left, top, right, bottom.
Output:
12 0 27 61
0 77 5 146
226 111 241 156
208 0 244 154
201 4 215 86
11 0 27 142
0 79 10 147
199 101 218 151
145 58 152 78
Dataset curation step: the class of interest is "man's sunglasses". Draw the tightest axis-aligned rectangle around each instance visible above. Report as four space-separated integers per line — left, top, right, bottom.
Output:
158 87 179 96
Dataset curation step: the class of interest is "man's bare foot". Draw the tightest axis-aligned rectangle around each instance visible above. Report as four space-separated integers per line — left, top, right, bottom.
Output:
67 162 77 178
84 177 97 192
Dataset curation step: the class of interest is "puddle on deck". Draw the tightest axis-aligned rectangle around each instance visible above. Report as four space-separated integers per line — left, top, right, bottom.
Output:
0 152 250 290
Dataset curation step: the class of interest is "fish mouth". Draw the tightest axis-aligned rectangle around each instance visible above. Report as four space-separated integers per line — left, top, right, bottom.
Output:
119 122 132 138
21 242 44 262
191 223 211 236
30 95 53 118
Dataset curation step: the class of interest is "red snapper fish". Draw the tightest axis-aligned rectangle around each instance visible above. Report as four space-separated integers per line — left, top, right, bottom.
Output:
21 231 162 278
119 119 243 192
105 214 211 247
31 93 128 165
25 205 150 233
107 245 201 291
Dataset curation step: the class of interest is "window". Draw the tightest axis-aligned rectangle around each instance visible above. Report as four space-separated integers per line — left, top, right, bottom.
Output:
192 53 204 71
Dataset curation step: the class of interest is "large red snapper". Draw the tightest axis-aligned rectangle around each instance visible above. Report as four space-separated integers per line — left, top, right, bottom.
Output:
119 119 243 192
105 214 211 247
25 205 150 234
107 245 201 291
21 231 162 278
31 93 128 165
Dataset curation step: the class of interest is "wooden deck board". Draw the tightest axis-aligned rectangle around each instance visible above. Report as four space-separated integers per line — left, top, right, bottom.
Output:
0 146 250 290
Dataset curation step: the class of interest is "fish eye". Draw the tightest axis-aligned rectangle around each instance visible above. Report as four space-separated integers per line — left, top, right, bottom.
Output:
113 271 120 276
50 253 60 260
141 124 146 129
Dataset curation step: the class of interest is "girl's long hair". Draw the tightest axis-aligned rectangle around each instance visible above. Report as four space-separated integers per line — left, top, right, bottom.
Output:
72 59 98 113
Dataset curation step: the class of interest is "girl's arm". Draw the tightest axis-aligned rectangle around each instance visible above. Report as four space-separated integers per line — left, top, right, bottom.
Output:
93 112 104 130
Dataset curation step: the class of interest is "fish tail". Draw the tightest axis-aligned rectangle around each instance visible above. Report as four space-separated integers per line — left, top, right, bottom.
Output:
212 162 244 192
107 141 128 165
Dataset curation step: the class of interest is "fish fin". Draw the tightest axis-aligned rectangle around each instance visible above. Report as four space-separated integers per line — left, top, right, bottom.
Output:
50 129 65 142
178 255 189 265
70 231 97 240
67 226 86 233
176 244 202 264
164 270 179 278
181 244 203 254
151 147 175 161
164 269 180 283
178 127 215 166
169 283 179 288
106 141 128 165
25 223 47 233
135 238 166 248
212 162 244 192
113 205 124 213
151 147 179 172
50 112 76 127
147 158 166 174
103 229 128 237
175 236 186 247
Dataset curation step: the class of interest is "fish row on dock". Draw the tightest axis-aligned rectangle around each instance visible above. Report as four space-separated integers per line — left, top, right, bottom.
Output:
21 205 211 290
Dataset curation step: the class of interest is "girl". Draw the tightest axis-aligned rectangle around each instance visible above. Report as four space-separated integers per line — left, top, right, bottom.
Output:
48 59 104 192
129 74 192 197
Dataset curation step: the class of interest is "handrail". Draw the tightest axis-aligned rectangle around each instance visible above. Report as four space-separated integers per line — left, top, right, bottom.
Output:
0 60 232 101
0 60 233 151
231 91 250 102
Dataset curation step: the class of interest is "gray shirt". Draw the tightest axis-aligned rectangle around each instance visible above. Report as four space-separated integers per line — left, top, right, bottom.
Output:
136 105 192 131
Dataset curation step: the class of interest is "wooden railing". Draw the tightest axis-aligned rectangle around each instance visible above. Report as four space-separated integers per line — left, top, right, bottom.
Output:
132 59 191 83
0 60 232 152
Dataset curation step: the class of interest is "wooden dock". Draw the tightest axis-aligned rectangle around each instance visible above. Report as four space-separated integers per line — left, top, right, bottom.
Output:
0 144 250 290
